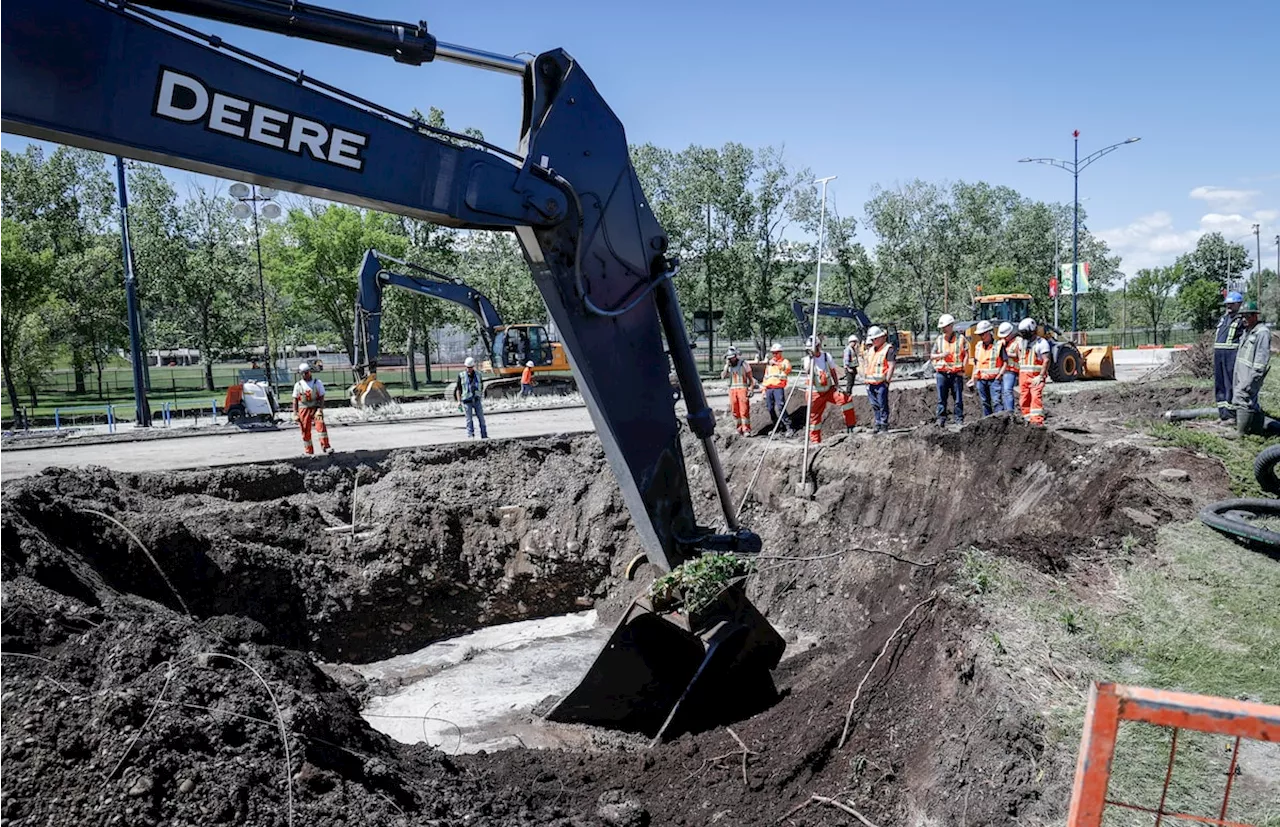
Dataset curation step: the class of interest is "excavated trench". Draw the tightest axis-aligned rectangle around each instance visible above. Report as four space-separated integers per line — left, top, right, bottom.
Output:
0 385 1232 826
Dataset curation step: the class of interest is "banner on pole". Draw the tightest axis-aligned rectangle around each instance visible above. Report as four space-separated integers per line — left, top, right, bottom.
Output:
1049 277 1058 298
1060 262 1091 294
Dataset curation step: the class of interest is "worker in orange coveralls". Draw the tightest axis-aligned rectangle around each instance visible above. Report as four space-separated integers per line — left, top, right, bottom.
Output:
1016 318 1051 426
292 361 333 455
801 335 857 443
720 346 758 435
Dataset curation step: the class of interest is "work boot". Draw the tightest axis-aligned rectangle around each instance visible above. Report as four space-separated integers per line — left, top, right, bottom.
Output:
936 417 946 427
846 425 856 434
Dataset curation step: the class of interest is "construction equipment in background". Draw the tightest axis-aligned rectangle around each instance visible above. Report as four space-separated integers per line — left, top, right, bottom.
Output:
962 293 1115 381
221 369 280 424
349 249 575 408
782 300 926 379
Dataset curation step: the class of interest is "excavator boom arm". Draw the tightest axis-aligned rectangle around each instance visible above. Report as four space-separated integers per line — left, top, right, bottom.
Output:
792 300 873 339
353 249 502 378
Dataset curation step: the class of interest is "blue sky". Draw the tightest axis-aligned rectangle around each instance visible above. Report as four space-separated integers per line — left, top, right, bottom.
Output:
5 0 1278 276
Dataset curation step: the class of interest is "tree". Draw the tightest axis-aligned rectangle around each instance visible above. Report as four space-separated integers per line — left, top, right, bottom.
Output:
1 219 55 412
1178 278 1226 334
1129 265 1181 343
864 180 950 332
161 185 258 390
263 203 406 362
1176 232 1251 288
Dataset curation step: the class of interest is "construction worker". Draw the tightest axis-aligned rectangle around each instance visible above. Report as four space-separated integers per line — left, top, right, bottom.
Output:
997 321 1019 413
292 362 332 456
1016 318 1051 426
863 326 896 433
842 333 860 396
1213 291 1245 421
931 313 969 426
453 356 489 439
1231 302 1270 421
720 346 757 435
761 343 795 436
801 335 857 442
520 360 535 397
966 320 1004 416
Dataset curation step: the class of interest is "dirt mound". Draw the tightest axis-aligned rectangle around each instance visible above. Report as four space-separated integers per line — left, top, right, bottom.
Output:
1054 382 1213 420
1 414 1233 826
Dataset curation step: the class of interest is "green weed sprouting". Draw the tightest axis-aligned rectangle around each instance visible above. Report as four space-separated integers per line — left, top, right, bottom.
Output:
648 552 755 615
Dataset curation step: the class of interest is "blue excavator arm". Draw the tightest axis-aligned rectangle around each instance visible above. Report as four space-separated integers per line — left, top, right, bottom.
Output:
1 0 782 742
352 248 503 380
792 300 873 339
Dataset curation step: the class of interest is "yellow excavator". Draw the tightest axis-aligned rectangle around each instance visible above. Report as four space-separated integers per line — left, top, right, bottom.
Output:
350 249 575 408
960 293 1114 381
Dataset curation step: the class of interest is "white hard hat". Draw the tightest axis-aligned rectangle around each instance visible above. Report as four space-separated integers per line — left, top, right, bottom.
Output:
770 343 783 352
848 333 859 343
525 360 534 367
1018 317 1037 333
297 362 311 373
725 346 739 358
975 320 994 335
806 335 820 348
937 313 956 329
866 325 886 340
997 321 1014 338
464 356 476 367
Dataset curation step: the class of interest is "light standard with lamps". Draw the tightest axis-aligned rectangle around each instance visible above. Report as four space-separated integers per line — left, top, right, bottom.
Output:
1020 132 1141 338
229 183 281 388
799 175 836 496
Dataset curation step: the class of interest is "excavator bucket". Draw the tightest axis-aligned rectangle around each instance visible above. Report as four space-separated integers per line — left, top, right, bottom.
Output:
544 583 784 744
1078 345 1115 380
351 376 394 409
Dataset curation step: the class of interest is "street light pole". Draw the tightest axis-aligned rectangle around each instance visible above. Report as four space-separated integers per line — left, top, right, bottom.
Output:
800 175 836 496
1253 223 1262 303
231 183 280 388
705 200 713 374
114 156 151 427
1020 132 1141 339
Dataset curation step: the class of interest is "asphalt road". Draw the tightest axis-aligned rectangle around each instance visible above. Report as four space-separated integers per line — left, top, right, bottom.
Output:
0 348 1172 482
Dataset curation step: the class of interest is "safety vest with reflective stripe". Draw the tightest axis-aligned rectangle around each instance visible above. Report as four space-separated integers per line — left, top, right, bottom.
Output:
864 343 893 384
763 357 791 389
971 339 1003 380
724 362 752 388
1237 324 1271 372
1019 338 1049 374
804 352 838 392
932 334 967 373
1214 312 1244 350
999 337 1020 375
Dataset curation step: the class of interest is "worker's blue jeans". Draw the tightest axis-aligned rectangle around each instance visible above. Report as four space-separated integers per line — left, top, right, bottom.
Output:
1213 348 1238 420
765 388 790 432
464 398 488 438
975 378 998 416
520 384 533 397
935 372 964 423
866 382 890 427
1001 372 1018 413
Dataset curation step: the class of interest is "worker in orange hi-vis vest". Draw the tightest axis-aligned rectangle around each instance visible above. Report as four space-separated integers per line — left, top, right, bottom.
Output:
996 321 1020 413
931 313 969 426
292 362 332 456
720 346 758 435
520 360 536 397
966 320 1004 416
761 343 795 435
1015 317 1051 426
801 335 857 444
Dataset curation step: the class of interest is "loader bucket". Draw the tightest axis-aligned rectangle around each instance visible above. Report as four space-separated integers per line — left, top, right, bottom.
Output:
1078 345 1115 380
544 583 785 743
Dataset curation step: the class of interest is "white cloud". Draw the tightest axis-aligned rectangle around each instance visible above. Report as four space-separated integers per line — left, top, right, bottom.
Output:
1100 189 1278 274
1189 185 1261 211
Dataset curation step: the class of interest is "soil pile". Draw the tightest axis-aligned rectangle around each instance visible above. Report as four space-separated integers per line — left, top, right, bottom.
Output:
1 390 1232 826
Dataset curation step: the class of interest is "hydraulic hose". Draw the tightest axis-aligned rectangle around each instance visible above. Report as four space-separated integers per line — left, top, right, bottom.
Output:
1163 407 1219 421
1255 445 1280 496
1198 499 1280 553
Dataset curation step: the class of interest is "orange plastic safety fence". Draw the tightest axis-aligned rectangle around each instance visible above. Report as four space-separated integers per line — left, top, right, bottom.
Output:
1067 682 1280 827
